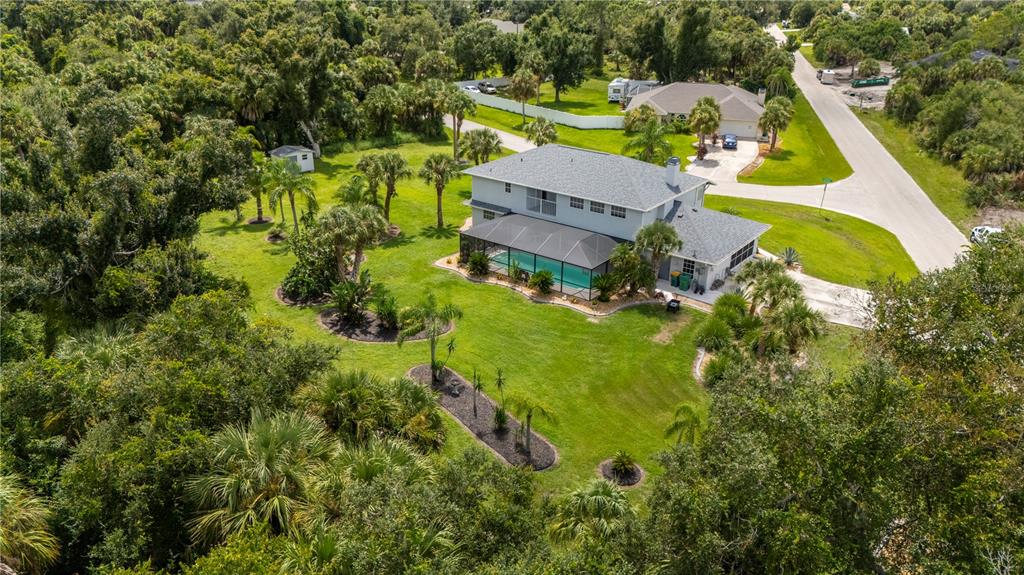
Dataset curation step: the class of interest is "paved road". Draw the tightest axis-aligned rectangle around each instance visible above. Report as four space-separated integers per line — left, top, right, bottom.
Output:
448 116 535 153
714 26 967 272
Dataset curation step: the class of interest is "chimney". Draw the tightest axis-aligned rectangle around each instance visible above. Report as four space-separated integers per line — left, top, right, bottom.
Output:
757 87 767 106
665 156 681 187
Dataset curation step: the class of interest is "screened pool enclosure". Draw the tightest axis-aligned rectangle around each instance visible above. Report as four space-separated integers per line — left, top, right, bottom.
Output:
459 214 620 300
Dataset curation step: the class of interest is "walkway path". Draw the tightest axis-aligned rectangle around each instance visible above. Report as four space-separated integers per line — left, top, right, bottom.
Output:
448 116 535 153
715 26 967 272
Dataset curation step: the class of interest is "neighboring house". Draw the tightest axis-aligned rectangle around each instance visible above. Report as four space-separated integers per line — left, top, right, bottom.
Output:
269 145 315 172
625 82 766 139
912 48 1020 71
459 145 769 299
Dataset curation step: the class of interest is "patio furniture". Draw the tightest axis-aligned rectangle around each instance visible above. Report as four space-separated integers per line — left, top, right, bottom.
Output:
666 299 681 313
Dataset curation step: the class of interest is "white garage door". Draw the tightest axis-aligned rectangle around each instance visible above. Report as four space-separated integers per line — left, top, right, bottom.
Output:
719 119 759 139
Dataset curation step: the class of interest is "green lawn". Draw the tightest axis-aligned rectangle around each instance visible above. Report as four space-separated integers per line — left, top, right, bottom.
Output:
197 136 708 497
803 323 865 376
854 109 975 230
704 196 918 288
535 77 624 116
738 92 852 186
799 45 824 69
469 105 697 166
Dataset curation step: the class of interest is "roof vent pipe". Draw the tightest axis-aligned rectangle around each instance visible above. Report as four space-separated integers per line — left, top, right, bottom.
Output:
665 156 681 187
757 88 767 106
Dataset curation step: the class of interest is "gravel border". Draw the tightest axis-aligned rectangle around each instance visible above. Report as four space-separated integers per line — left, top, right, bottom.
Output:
318 309 448 343
407 365 557 471
597 458 646 488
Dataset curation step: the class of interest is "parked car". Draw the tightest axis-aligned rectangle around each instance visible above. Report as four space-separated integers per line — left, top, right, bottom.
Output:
970 225 1003 244
478 81 496 94
463 85 480 93
722 134 738 150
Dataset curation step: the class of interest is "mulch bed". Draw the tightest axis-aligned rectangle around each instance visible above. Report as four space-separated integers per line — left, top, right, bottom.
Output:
386 224 402 238
274 287 329 307
598 459 645 488
266 231 286 243
407 365 557 471
318 309 447 343
247 216 273 225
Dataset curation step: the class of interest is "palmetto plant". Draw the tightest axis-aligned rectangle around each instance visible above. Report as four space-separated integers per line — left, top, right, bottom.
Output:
734 258 786 314
773 299 825 354
781 247 801 267
635 220 683 278
622 117 673 164
321 204 387 280
664 403 704 445
377 152 412 222
525 117 558 147
187 410 336 544
297 370 397 442
0 473 59 575
505 394 557 458
759 96 794 152
549 479 633 545
398 292 463 385
418 153 461 229
610 450 637 477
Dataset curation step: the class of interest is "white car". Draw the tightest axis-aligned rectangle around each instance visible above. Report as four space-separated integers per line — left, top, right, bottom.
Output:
463 85 480 93
970 225 1003 244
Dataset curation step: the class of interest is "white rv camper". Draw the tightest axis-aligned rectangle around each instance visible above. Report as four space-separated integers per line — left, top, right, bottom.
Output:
608 78 660 103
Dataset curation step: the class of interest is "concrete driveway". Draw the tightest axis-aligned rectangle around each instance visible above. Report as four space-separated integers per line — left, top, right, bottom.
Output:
685 139 759 181
447 116 535 153
726 25 969 273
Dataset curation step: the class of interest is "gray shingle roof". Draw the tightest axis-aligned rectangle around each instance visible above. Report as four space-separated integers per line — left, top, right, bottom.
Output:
667 205 770 264
461 213 620 269
463 145 708 211
269 145 313 157
626 82 763 122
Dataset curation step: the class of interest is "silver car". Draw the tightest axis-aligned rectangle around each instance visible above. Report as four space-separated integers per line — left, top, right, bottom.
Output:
970 225 1003 244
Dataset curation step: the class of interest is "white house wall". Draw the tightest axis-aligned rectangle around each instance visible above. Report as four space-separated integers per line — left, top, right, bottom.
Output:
284 152 315 172
470 176 646 240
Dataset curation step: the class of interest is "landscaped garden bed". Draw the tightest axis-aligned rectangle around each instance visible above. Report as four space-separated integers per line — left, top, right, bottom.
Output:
274 286 329 307
597 456 645 488
407 365 557 471
317 309 447 343
435 254 662 317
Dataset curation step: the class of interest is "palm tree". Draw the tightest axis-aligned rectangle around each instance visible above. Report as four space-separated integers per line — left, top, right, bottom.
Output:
445 88 476 160
268 159 318 235
773 299 825 354
297 370 396 442
505 395 557 458
525 117 558 147
759 96 794 151
735 258 786 314
356 154 384 206
471 368 484 418
664 403 703 445
0 473 59 575
187 410 335 544
765 67 793 100
508 67 538 126
248 155 272 223
418 153 460 228
321 204 387 280
635 221 683 279
471 128 502 164
622 118 673 164
377 152 412 222
549 479 633 545
758 272 802 313
264 157 289 228
687 96 721 157
398 292 463 384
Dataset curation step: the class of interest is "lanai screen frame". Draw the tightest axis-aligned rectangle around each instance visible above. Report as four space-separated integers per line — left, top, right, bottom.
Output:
459 234 610 300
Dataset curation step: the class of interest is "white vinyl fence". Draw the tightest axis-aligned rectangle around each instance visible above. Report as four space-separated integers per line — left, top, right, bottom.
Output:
465 91 625 130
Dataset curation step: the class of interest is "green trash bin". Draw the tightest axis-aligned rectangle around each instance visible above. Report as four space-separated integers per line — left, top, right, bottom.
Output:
679 275 691 291
670 271 681 287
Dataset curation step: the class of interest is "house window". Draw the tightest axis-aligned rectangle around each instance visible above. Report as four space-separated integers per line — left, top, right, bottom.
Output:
729 240 756 269
504 182 511 193
301 154 309 160
590 201 605 214
482 210 495 220
610 205 626 219
526 188 556 216
570 197 584 209
682 259 695 277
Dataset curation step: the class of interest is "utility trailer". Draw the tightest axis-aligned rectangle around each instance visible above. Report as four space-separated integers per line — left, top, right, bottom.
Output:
851 76 891 88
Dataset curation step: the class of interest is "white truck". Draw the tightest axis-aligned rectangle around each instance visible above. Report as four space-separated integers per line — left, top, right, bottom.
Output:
817 69 836 85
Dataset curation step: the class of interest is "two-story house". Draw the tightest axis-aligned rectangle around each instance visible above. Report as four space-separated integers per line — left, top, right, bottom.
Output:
459 145 769 300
